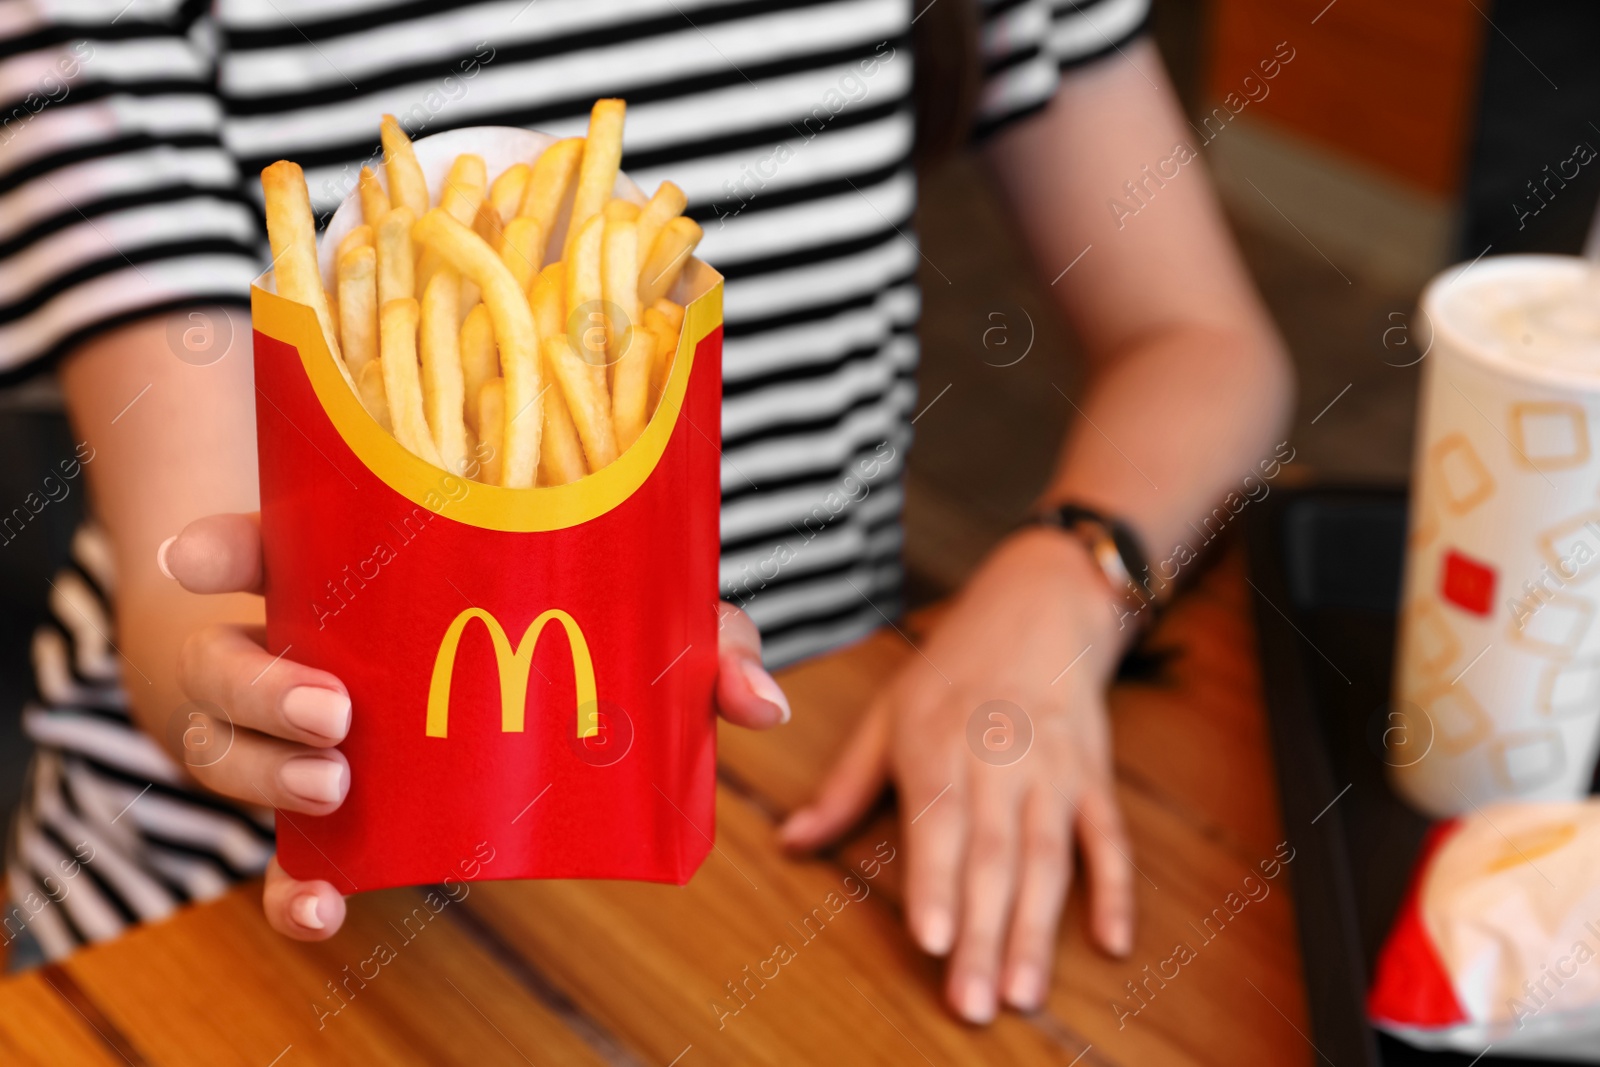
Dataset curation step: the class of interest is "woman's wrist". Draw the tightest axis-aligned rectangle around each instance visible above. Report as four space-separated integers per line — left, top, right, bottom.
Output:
990 524 1139 676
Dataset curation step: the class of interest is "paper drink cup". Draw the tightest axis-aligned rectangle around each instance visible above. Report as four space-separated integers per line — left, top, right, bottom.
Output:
1392 255 1600 816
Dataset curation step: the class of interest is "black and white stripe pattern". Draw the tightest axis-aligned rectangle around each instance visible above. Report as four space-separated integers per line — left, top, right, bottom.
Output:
6 526 274 961
2 0 1145 958
0 0 1146 666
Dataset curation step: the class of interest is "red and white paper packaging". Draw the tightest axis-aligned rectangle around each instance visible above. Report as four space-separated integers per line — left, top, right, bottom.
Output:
1369 801 1600 1059
250 128 724 892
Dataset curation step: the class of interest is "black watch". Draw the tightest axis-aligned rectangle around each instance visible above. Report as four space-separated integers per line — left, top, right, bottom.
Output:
1026 503 1160 633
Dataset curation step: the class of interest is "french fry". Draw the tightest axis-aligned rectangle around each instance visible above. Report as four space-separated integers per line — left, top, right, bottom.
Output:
610 330 651 452
602 213 640 342
603 214 646 448
639 215 702 305
642 305 679 412
375 207 416 306
498 216 543 291
419 153 489 294
261 161 344 371
420 268 469 475
604 200 640 223
412 208 543 488
473 199 501 246
563 99 625 261
459 303 497 435
522 138 583 257
357 359 392 431
641 325 668 415
337 245 379 379
380 115 429 217
651 297 685 331
489 162 531 224
479 378 505 486
276 98 702 488
358 166 390 226
635 180 687 270
642 306 676 339
534 265 585 483
566 213 608 386
379 298 443 466
538 341 588 486
529 262 594 480
439 153 486 226
531 262 565 341
336 224 372 263
545 336 618 472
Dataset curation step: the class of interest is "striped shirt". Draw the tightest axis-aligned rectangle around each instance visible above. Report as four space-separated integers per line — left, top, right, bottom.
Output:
2 0 1148 961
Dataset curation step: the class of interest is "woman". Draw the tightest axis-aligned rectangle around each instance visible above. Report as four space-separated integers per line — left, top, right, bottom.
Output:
1 0 1290 1023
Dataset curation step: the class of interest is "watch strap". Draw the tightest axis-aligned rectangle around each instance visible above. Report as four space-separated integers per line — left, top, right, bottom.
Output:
1028 502 1159 632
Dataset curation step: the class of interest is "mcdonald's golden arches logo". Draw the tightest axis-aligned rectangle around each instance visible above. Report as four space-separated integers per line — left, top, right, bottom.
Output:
427 608 598 739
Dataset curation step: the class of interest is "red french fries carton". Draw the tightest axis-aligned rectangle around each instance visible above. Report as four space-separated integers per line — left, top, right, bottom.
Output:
250 128 723 892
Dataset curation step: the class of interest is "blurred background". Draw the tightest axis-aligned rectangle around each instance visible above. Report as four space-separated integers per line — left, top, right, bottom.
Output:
907 0 1600 601
2 0 1598 834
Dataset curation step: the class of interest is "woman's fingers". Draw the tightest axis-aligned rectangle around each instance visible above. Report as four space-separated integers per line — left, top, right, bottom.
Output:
184 724 350 815
160 512 265 595
179 623 350 747
945 775 1022 1024
778 702 890 851
1075 778 1135 957
263 856 347 941
1001 787 1073 1012
715 602 790 729
901 746 967 960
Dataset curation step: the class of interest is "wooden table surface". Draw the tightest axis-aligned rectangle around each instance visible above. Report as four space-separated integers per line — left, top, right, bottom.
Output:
0 550 1313 1066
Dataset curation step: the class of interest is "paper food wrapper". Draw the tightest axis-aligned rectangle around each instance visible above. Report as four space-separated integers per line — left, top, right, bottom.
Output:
1392 255 1600 818
1369 801 1600 1060
251 127 723 892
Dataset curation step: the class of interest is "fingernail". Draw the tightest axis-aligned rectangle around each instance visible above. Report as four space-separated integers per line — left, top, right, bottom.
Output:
282 687 351 741
779 808 816 847
279 758 347 805
1109 919 1133 957
1005 964 1043 1011
956 974 996 1024
156 535 177 580
291 894 325 931
740 659 790 723
918 909 953 956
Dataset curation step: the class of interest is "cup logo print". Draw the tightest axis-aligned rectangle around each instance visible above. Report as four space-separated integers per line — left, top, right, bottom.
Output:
165 700 235 767
426 607 598 739
166 306 235 366
1368 699 1434 768
965 699 1033 766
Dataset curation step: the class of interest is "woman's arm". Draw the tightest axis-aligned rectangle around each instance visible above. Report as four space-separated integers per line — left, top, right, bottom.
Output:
782 38 1293 1023
983 37 1293 562
61 310 262 745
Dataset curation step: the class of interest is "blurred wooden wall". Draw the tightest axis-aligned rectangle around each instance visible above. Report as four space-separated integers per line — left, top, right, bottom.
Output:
1206 0 1486 197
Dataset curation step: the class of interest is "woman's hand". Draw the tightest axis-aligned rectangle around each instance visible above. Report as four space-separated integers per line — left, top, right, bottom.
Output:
160 512 790 941
780 527 1134 1022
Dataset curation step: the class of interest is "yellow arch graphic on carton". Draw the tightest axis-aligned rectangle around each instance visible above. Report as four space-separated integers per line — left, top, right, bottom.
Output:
250 275 722 532
426 608 598 739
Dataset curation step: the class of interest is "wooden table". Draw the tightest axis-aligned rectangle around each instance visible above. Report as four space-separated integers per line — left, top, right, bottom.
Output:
0 550 1312 1065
